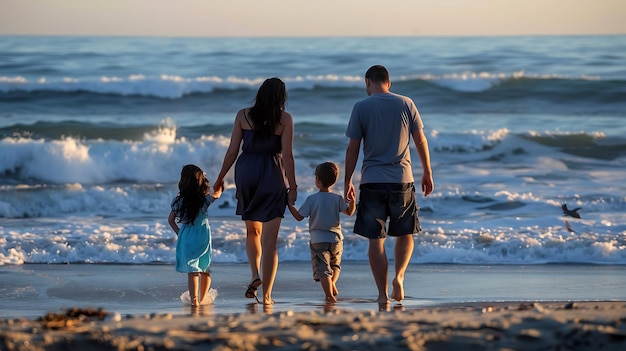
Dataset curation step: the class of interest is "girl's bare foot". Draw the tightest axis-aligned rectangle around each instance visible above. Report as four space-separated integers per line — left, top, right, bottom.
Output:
391 278 404 302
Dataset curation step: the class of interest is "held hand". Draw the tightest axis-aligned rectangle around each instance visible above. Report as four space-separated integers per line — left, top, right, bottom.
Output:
288 188 297 205
213 179 224 194
212 187 223 199
345 182 355 202
347 186 356 203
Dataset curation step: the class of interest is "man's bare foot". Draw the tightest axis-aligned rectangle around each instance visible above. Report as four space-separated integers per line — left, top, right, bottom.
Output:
391 278 404 302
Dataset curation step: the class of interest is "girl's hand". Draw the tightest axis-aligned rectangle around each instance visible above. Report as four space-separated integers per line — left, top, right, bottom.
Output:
213 179 224 194
212 187 223 199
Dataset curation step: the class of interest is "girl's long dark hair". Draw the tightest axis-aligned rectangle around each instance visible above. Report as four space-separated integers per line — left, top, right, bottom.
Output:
249 77 286 139
175 164 210 224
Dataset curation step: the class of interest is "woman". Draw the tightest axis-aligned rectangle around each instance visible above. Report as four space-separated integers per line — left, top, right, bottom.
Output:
213 77 297 306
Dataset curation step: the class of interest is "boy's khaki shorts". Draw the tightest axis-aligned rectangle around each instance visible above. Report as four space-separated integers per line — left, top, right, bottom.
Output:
309 241 343 281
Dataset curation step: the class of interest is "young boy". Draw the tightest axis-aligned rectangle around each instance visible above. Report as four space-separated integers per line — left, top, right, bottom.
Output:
288 161 356 302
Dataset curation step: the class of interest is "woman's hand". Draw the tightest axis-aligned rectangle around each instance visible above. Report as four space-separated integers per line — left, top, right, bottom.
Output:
287 187 297 205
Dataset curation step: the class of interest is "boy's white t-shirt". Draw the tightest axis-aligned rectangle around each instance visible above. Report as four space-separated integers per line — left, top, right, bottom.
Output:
297 192 348 244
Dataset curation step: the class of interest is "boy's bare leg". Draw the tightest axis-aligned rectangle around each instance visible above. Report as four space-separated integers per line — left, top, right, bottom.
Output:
245 220 262 284
320 276 337 302
391 234 414 302
331 269 340 296
187 273 199 307
199 272 212 305
368 238 389 303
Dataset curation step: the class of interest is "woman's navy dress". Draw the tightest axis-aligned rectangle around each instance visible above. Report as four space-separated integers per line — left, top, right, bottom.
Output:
234 129 287 221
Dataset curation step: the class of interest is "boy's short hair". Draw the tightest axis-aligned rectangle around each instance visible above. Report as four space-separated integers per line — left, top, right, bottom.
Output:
315 162 339 188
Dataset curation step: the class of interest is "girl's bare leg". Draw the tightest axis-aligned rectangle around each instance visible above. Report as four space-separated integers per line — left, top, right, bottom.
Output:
199 272 212 305
260 217 281 305
245 220 262 284
187 273 199 307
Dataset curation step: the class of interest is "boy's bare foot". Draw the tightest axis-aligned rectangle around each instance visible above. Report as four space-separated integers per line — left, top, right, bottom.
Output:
391 277 404 302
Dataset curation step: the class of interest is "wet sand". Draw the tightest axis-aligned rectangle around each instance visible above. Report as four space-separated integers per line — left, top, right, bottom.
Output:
1 262 625 350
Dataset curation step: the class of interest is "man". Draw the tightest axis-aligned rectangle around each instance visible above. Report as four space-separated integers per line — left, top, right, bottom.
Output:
344 65 434 304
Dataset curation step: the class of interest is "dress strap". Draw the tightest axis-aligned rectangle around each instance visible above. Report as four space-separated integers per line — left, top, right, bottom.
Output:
243 109 254 130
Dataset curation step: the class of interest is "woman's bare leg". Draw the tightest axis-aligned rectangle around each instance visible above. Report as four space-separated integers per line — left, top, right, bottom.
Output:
260 217 282 305
245 220 262 283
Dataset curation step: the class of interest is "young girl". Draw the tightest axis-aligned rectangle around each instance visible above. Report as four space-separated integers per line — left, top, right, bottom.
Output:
168 164 222 307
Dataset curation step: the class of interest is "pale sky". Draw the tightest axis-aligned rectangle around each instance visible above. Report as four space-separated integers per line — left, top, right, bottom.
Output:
1 0 624 37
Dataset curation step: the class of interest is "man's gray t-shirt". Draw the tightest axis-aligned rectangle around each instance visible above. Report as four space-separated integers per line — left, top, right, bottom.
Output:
345 92 424 184
297 192 349 244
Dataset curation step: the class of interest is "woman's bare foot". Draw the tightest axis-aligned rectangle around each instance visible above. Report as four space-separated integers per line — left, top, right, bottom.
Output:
191 296 199 308
377 295 390 304
325 295 337 303
332 284 339 296
391 277 404 302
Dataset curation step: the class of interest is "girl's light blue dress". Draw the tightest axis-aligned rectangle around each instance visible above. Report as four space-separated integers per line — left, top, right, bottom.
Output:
171 195 215 273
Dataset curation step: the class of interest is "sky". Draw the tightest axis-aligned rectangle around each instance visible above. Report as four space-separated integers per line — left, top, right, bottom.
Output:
1 0 625 37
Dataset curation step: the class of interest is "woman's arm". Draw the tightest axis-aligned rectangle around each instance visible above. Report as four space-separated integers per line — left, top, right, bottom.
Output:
213 110 245 193
280 111 298 204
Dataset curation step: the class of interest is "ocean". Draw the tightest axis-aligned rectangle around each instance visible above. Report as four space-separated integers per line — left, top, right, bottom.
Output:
1 35 625 267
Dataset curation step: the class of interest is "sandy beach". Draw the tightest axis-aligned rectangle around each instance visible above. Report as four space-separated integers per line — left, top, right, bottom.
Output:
1 262 625 350
2 301 626 350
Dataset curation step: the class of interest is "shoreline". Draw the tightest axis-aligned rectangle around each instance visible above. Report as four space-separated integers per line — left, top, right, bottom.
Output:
2 262 626 319
2 301 625 350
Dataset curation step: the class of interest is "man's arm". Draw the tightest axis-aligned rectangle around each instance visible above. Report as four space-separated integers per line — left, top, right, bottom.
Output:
412 128 434 197
344 138 360 201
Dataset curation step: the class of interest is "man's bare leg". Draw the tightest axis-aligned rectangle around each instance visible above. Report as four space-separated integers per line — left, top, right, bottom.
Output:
391 234 414 302
368 238 388 303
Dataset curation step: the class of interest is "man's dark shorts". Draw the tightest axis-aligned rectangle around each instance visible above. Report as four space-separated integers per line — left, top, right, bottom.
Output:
309 241 343 281
354 183 421 239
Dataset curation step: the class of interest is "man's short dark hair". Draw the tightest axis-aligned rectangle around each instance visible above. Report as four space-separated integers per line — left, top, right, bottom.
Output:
365 65 390 83
315 162 339 188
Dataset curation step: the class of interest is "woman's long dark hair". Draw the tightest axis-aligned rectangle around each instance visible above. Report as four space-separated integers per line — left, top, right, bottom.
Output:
175 164 210 224
248 77 287 139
